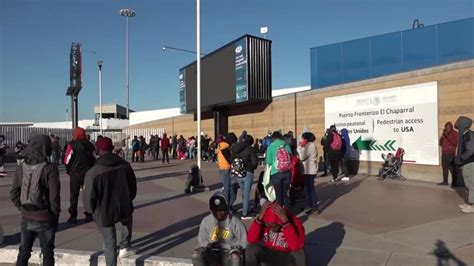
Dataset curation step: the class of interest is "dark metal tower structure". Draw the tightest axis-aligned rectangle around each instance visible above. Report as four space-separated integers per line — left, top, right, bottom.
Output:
66 43 82 128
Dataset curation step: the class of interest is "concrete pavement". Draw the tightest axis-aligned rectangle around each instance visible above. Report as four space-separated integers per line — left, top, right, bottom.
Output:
0 158 473 265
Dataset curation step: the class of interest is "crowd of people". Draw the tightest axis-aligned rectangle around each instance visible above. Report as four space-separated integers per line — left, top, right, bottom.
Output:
3 115 474 265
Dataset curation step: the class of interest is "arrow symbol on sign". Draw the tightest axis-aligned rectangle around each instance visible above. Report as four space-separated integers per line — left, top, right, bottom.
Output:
354 136 372 151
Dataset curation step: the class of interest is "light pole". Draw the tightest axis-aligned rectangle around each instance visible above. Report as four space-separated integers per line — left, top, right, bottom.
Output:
120 8 136 119
97 60 103 134
196 0 202 169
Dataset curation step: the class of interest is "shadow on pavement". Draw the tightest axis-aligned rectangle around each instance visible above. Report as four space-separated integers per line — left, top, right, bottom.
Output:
136 171 188 183
305 222 346 266
133 164 177 172
316 178 365 213
432 239 467 266
132 212 208 264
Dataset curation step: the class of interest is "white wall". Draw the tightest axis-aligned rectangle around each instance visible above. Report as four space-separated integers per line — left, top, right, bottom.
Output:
31 119 129 129
129 108 181 126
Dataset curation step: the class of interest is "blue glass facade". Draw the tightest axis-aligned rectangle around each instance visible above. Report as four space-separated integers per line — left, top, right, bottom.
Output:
310 18 474 89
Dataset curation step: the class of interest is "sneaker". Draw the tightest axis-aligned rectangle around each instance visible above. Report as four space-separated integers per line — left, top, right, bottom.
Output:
461 205 474 213
459 203 469 209
119 247 137 258
240 215 254 220
437 182 448 186
341 177 350 181
67 216 78 224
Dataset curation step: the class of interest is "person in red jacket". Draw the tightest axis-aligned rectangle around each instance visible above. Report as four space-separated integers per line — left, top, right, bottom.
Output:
160 133 170 164
439 122 459 186
246 202 306 266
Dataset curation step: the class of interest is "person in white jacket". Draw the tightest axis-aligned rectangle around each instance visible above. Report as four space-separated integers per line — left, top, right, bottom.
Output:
297 132 319 214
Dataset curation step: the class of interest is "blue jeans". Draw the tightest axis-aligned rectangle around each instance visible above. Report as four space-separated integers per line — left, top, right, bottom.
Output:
189 146 195 159
304 174 318 208
270 171 291 206
17 218 57 266
238 171 254 216
98 216 133 266
219 169 236 207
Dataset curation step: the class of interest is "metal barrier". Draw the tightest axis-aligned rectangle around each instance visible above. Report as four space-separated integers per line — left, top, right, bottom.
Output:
0 126 72 153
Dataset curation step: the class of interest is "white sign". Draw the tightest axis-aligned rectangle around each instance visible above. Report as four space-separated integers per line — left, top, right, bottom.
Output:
324 82 439 165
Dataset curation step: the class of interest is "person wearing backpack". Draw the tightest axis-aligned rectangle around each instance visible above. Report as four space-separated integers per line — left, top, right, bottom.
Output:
64 127 95 224
217 134 237 209
327 125 344 182
230 134 258 220
454 116 474 213
266 131 293 206
10 135 61 266
131 136 139 162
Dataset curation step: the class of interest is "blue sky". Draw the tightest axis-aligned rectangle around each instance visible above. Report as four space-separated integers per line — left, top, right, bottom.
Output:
1 0 472 122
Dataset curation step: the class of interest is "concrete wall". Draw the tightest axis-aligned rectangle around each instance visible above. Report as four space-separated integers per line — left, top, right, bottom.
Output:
127 60 474 182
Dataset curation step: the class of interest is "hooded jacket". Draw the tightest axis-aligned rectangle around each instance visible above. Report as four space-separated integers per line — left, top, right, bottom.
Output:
10 135 61 222
230 142 258 174
217 141 233 170
247 206 305 252
439 122 459 155
197 191 247 250
65 138 96 176
341 129 352 157
82 152 137 227
455 117 474 167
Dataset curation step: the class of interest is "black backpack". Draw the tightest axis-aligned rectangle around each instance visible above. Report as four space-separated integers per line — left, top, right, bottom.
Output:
185 165 203 193
230 157 247 178
20 162 48 210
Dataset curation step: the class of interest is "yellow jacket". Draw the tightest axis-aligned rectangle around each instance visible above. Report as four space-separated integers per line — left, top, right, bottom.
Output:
217 142 231 169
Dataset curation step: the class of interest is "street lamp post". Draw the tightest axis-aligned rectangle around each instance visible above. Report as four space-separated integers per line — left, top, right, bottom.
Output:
97 60 103 134
196 0 202 169
120 8 136 119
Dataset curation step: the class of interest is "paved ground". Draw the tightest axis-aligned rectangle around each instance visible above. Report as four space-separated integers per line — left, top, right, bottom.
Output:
1 158 473 265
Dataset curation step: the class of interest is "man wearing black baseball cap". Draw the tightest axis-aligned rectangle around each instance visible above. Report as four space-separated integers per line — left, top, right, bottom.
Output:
191 191 247 266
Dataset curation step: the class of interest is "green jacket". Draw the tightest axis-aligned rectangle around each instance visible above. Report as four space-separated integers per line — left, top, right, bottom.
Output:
265 139 292 175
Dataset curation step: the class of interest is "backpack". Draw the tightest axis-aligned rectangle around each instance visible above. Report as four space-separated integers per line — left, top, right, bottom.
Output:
20 162 48 210
185 165 203 193
132 140 139 150
276 145 292 172
330 132 342 151
230 157 247 178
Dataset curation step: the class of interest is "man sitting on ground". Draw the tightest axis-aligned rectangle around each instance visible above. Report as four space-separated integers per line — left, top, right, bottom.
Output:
191 192 247 266
246 202 306 266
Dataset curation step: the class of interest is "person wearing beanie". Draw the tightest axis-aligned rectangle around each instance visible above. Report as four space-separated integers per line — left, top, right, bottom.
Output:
246 202 306 266
191 191 247 266
82 137 137 265
64 127 95 224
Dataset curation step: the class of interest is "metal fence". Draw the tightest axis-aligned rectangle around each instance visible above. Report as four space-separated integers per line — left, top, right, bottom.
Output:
0 126 73 153
0 126 165 152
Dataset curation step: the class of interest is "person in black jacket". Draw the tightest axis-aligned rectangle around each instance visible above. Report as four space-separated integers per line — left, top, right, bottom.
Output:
83 137 137 265
327 126 345 181
10 135 60 266
231 134 258 220
65 127 95 224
